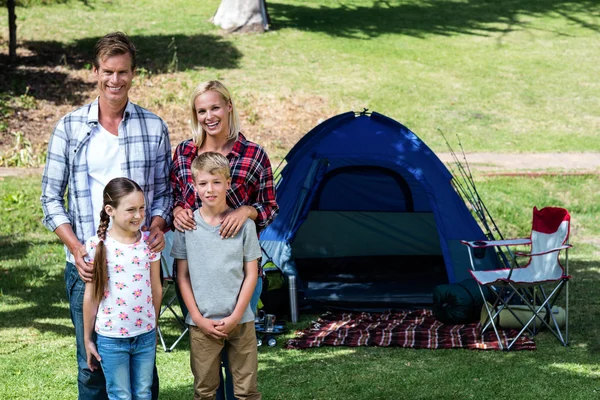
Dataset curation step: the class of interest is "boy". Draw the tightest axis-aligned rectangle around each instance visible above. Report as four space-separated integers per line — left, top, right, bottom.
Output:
171 152 261 400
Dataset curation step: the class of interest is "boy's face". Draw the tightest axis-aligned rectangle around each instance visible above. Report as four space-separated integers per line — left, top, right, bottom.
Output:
194 170 231 208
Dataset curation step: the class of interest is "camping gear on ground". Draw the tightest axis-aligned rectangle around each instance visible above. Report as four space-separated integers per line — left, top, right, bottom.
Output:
255 311 287 347
260 111 500 313
480 302 566 330
432 279 493 324
260 254 289 318
285 310 536 351
288 274 299 323
462 206 572 351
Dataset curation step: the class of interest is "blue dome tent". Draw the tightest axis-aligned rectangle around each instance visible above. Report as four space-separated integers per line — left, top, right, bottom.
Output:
260 111 498 309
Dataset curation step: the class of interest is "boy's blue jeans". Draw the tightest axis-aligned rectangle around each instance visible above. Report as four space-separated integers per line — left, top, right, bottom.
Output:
65 262 159 400
97 330 156 400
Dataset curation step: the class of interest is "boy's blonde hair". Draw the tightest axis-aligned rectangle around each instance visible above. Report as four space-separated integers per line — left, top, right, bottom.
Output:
190 80 241 148
191 152 231 182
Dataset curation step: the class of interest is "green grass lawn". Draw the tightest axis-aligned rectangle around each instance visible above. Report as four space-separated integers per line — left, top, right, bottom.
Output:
2 1 600 398
1 174 599 399
2 0 600 156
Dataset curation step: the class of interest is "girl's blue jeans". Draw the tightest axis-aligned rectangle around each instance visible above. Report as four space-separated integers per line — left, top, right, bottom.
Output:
65 262 159 399
96 329 157 400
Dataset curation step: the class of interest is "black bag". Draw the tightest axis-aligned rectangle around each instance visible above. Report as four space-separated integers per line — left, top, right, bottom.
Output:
432 279 492 324
260 259 288 316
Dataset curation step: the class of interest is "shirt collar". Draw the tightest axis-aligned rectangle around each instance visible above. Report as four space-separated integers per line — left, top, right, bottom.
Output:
230 132 247 158
87 96 132 126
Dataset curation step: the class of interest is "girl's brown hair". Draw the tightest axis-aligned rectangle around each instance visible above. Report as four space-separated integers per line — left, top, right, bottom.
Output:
92 177 143 302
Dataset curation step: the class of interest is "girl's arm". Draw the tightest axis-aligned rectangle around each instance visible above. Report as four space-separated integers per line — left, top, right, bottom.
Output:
150 259 162 327
176 258 227 339
218 259 258 334
83 283 101 371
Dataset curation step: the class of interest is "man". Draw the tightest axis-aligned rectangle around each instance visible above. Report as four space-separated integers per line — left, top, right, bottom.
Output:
41 32 172 400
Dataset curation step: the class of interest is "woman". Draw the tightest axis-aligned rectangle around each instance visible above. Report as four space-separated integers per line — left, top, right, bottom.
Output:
170 80 278 399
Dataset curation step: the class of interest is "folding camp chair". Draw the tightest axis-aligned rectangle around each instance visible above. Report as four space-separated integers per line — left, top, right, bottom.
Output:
461 206 572 351
157 230 189 352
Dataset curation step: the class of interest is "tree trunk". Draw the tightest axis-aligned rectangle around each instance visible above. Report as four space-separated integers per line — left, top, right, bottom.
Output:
212 0 269 33
8 0 17 64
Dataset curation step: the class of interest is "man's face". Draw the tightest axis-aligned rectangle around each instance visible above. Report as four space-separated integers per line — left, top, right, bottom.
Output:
94 53 134 106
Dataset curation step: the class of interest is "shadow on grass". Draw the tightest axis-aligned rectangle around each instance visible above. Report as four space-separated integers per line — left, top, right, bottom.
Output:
0 237 59 262
0 236 30 261
269 0 600 39
0 258 70 337
567 260 600 354
0 33 241 105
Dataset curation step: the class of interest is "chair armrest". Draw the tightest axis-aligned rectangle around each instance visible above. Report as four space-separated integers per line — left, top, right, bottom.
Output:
515 244 572 257
461 238 531 248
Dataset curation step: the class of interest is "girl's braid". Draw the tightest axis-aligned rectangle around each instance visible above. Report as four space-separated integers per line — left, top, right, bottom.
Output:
97 208 110 241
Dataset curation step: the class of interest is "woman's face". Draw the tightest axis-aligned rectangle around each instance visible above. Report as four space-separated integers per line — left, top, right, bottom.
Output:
194 90 232 140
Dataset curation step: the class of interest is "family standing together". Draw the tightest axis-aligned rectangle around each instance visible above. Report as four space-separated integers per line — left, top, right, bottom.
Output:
41 31 278 400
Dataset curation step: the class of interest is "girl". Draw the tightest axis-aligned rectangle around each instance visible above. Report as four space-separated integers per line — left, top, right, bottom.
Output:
83 177 162 400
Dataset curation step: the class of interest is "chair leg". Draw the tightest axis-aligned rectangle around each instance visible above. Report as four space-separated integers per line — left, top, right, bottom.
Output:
157 280 189 352
504 282 568 350
477 284 506 350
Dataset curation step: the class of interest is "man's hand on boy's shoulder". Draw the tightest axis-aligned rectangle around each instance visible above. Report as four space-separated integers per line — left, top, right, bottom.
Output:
195 316 228 339
216 315 241 335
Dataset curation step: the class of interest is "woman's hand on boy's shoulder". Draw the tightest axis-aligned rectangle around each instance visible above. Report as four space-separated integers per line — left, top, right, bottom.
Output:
220 206 253 239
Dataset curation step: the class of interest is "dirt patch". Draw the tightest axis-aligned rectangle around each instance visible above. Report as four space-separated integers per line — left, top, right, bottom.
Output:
437 152 600 174
2 45 599 176
1 60 334 167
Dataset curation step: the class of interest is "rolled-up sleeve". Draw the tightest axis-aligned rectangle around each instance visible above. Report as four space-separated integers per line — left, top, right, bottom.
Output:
170 140 198 211
150 122 174 226
251 152 278 231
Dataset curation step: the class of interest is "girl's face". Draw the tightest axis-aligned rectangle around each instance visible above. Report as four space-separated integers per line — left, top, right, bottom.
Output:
105 191 145 236
194 90 232 140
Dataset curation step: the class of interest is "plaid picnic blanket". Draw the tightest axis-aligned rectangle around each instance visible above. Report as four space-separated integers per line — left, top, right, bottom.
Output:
285 309 536 350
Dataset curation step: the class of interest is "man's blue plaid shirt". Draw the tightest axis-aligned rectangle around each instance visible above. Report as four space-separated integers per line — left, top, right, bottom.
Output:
41 97 173 263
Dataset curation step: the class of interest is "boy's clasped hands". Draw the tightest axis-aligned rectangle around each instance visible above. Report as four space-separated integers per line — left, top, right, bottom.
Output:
194 315 241 339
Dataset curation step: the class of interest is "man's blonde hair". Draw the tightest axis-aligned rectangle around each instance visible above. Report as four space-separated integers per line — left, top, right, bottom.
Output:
189 80 241 148
191 152 231 182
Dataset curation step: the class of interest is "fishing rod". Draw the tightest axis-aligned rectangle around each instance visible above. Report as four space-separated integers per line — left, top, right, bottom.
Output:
439 130 519 268
439 130 490 227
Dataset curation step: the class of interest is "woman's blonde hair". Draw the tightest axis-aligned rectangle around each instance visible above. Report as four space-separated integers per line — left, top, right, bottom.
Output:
190 80 241 148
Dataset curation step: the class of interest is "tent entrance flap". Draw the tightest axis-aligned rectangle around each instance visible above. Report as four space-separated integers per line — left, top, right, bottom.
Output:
291 211 448 306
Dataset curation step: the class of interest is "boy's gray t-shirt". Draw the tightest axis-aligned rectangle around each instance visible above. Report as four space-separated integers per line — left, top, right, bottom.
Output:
170 209 262 325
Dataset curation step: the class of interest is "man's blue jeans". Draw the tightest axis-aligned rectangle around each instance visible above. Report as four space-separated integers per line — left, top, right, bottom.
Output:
65 262 159 400
97 329 156 400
